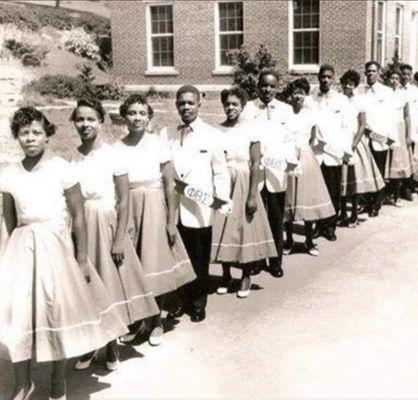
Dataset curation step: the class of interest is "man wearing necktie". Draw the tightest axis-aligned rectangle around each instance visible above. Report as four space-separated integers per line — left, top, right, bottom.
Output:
160 85 231 323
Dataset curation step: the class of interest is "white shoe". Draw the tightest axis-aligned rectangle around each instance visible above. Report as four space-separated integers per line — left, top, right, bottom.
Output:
105 359 120 371
119 327 141 343
74 350 98 370
148 326 163 346
306 244 320 257
237 288 250 298
237 277 251 298
283 241 294 255
216 286 229 295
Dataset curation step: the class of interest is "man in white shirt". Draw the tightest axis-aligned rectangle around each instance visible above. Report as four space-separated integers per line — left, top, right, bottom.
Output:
362 60 394 215
400 63 417 200
160 85 231 323
312 64 349 241
243 70 297 278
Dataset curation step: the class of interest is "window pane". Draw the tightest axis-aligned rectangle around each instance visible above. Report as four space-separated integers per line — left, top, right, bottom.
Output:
293 31 319 64
293 0 319 28
220 33 243 65
151 5 173 34
219 2 243 32
376 34 383 64
396 7 402 35
152 37 174 67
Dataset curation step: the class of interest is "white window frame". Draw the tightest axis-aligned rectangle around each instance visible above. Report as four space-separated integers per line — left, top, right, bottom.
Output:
395 4 403 59
145 0 178 76
288 0 320 73
213 0 244 75
375 0 387 66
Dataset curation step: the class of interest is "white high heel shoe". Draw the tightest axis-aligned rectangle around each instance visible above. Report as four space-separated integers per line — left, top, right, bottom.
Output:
74 350 98 370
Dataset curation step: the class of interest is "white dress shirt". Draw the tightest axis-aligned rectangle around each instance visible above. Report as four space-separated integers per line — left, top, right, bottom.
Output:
361 81 396 151
404 83 418 142
312 89 350 166
242 98 297 193
159 117 230 228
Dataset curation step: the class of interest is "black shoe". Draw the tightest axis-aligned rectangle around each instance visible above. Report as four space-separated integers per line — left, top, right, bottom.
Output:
167 305 186 319
270 262 284 278
190 309 206 323
312 227 323 239
323 228 337 241
403 191 413 201
337 217 350 227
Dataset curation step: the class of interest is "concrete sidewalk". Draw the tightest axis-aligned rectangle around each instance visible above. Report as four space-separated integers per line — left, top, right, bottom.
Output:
2 200 418 399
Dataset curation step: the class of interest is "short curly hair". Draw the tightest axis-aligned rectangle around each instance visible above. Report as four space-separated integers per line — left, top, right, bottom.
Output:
340 69 361 87
70 97 106 123
220 87 248 108
287 78 310 95
11 107 56 138
119 93 154 119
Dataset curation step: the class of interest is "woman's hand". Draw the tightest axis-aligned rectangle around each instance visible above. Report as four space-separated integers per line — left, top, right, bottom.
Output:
166 221 177 247
111 239 125 267
246 196 257 216
79 260 91 284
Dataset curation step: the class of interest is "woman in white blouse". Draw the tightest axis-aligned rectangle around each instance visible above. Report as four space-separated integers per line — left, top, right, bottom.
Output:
212 87 277 298
0 107 127 400
115 94 195 345
70 98 159 370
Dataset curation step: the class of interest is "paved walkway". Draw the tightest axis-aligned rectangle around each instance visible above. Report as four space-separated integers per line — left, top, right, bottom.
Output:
1 200 418 399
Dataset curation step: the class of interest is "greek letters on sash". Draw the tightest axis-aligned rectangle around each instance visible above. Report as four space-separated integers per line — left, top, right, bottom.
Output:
368 130 395 146
174 179 227 210
261 156 299 173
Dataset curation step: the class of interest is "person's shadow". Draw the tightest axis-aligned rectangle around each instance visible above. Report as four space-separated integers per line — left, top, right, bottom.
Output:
0 345 144 400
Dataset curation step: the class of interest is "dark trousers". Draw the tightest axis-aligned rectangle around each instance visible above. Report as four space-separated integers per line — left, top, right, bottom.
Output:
177 223 212 313
261 188 285 268
320 164 342 230
368 144 388 210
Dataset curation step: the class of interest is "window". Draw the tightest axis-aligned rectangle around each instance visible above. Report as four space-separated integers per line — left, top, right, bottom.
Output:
395 4 403 58
146 2 176 73
214 1 244 72
290 0 320 69
376 1 387 65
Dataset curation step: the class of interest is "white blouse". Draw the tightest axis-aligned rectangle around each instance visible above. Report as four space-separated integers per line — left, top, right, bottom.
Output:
71 143 126 211
113 133 171 189
219 121 260 168
290 107 317 149
0 155 77 226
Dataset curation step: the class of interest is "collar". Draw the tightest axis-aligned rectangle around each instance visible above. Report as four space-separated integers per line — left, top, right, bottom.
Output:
255 97 277 109
177 116 202 132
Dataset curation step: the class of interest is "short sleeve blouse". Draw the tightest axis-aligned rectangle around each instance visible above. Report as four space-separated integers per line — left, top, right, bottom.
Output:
219 121 260 166
71 143 126 210
113 132 171 188
0 155 76 225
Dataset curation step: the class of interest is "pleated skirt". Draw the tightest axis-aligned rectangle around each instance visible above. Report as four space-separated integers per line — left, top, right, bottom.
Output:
341 138 385 196
0 222 128 363
128 187 196 297
285 146 335 222
85 202 159 326
211 167 277 265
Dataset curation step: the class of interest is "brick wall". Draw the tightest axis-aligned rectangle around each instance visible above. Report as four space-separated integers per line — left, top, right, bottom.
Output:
110 0 416 90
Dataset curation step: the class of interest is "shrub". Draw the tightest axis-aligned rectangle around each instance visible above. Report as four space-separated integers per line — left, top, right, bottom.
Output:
0 2 110 36
60 27 100 61
228 44 281 99
4 38 48 67
24 64 122 100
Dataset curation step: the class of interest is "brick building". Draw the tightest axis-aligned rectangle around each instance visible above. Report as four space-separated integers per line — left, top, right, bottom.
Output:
110 0 418 91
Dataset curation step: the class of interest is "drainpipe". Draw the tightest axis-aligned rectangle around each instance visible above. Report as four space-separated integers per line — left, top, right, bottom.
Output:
371 0 376 60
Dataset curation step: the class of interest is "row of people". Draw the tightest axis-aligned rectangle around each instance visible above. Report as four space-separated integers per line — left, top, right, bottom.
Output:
1 59 417 400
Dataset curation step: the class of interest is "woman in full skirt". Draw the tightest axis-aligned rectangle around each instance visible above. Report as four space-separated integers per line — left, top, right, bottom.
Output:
211 87 277 298
70 98 159 371
0 107 127 400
